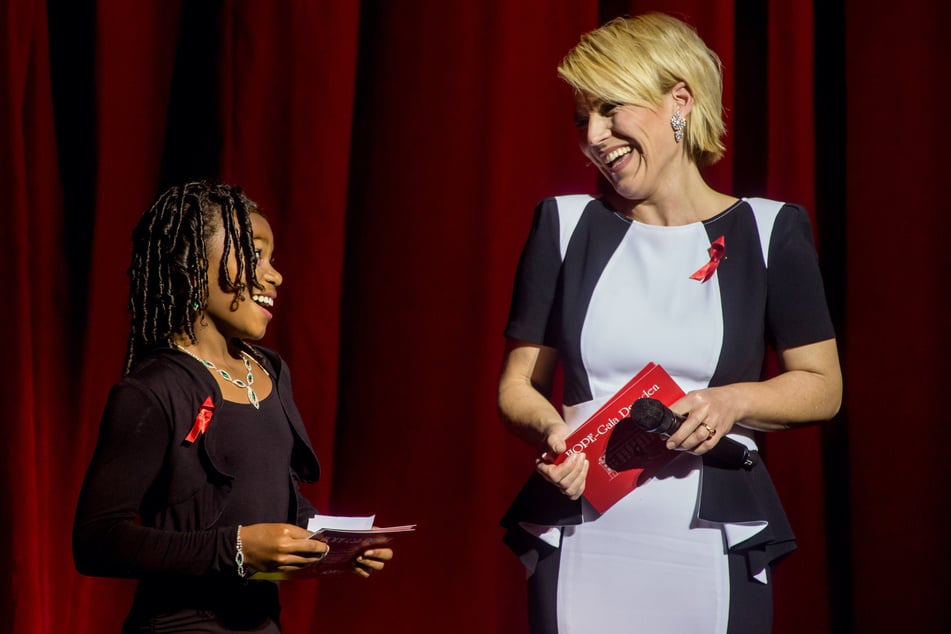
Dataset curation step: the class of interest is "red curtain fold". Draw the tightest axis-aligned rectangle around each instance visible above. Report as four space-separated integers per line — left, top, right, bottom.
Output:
313 3 601 630
759 2 832 632
65 2 186 631
216 2 362 628
1 1 68 630
2 0 948 631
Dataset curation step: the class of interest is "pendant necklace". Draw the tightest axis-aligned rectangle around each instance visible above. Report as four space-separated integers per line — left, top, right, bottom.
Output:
173 344 259 409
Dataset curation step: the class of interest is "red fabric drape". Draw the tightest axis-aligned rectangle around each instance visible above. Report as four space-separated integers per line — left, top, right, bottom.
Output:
312 3 600 630
759 2 832 631
2 0 948 632
65 1 185 630
2 1 67 630
216 3 361 629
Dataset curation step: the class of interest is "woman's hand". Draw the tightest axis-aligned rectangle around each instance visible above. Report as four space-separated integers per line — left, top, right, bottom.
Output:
498 341 589 499
664 339 843 454
239 523 330 573
535 421 589 499
537 452 589 500
664 386 742 455
352 547 393 578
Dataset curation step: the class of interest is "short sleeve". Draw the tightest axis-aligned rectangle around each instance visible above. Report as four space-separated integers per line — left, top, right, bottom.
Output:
504 199 562 344
765 205 836 350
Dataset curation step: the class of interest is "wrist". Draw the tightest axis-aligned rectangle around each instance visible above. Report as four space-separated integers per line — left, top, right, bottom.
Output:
235 525 248 579
538 419 569 450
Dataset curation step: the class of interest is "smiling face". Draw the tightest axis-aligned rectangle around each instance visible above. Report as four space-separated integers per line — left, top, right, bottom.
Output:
558 15 727 168
199 211 283 343
574 89 687 203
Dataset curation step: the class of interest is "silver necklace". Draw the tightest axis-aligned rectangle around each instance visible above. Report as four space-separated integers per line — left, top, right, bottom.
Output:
174 345 259 409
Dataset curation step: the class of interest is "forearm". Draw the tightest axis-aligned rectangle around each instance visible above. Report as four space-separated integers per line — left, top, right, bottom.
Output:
73 518 235 578
74 446 236 578
726 339 842 431
498 342 567 448
725 368 842 432
498 378 566 448
664 339 841 456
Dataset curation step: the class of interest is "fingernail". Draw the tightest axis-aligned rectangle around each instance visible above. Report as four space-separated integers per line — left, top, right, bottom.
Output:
666 442 675 450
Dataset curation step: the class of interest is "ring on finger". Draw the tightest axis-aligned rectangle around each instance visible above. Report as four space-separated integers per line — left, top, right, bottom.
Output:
701 424 716 441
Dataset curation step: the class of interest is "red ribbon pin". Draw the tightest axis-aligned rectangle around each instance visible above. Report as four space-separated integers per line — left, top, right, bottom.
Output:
184 396 215 445
689 236 726 283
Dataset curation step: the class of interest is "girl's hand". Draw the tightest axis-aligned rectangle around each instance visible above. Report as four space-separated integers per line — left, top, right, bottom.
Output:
352 547 393 578
239 523 330 573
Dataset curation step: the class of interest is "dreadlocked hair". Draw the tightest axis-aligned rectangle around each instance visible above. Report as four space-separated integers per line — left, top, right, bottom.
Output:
124 181 261 375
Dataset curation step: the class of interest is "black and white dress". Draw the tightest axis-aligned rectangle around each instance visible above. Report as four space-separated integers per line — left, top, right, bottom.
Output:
503 195 835 633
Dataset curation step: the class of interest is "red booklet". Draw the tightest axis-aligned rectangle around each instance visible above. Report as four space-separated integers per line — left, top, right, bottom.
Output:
250 524 416 579
553 362 685 514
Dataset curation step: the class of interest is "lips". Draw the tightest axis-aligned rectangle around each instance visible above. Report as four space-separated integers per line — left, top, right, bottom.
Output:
252 294 274 319
596 145 635 174
604 146 632 165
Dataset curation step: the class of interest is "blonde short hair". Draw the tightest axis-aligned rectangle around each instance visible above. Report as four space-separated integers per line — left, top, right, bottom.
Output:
558 13 726 166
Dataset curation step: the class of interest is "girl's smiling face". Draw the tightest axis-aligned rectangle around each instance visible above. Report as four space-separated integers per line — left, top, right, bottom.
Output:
199 212 282 343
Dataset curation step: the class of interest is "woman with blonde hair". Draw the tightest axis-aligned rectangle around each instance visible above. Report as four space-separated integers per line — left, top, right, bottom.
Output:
499 14 841 633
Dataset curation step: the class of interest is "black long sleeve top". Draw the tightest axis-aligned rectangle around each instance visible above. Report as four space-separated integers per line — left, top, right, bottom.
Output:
73 345 321 626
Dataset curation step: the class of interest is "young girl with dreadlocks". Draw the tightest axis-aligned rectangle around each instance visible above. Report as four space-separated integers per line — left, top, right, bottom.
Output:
73 181 392 632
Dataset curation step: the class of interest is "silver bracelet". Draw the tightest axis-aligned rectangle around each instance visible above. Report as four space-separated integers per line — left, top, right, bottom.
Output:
236 525 247 578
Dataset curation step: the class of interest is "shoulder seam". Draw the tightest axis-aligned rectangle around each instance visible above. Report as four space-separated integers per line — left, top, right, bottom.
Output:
743 197 786 268
553 194 595 259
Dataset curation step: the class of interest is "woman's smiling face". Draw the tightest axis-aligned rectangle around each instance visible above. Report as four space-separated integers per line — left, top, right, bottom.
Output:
574 89 685 202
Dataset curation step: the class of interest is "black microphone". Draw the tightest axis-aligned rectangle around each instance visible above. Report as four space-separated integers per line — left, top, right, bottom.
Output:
629 398 756 470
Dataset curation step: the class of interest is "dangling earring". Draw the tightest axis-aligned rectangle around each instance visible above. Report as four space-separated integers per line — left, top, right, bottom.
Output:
671 109 686 143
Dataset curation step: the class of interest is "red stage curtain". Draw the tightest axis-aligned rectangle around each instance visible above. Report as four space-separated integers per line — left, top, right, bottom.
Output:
216 2 362 628
758 1 832 631
312 3 600 630
67 1 186 630
2 1 69 630
2 0 947 632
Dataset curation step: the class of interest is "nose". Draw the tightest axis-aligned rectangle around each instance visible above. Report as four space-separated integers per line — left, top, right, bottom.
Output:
262 261 283 288
586 112 612 148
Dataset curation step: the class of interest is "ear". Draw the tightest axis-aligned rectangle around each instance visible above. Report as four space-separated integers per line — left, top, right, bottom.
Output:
670 82 694 117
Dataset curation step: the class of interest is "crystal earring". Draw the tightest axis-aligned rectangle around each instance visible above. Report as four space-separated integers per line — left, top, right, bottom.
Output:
671 109 686 143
